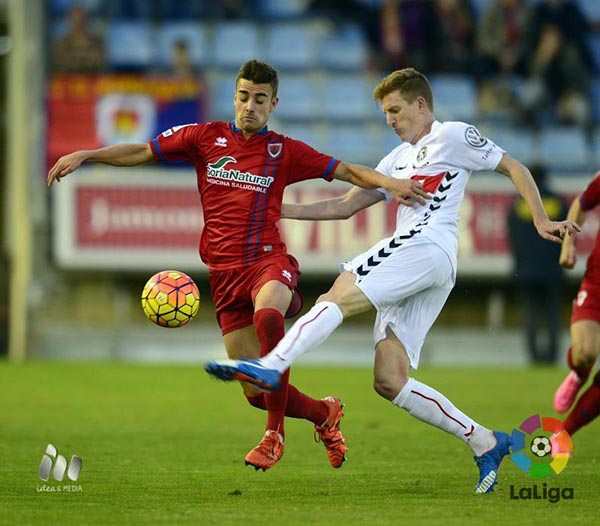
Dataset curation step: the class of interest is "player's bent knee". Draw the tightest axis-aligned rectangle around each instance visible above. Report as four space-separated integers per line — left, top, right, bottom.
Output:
373 375 407 401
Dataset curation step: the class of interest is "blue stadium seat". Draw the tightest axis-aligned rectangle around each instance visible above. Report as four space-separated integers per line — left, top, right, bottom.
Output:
577 0 600 24
322 125 377 165
429 74 477 122
212 22 260 69
593 128 600 166
256 0 308 20
276 123 324 148
275 75 320 120
590 77 600 124
208 75 235 121
106 21 153 69
318 23 369 71
587 34 600 73
321 75 379 121
470 0 493 21
538 126 591 171
154 22 208 68
484 126 536 166
264 23 316 70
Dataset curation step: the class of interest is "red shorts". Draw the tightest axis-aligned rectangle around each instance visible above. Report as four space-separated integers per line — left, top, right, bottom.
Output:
209 253 303 335
571 280 600 323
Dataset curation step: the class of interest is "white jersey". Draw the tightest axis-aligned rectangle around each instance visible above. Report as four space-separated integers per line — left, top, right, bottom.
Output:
375 121 505 269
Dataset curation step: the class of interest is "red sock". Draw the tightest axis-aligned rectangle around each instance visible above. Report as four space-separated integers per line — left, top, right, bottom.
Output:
563 372 600 435
567 347 593 381
244 386 328 425
254 308 288 436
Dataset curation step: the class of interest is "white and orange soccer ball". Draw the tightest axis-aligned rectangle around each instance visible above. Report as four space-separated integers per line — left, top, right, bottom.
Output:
141 270 200 328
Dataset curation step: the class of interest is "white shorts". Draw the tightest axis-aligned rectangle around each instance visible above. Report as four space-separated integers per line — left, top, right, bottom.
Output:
341 235 455 369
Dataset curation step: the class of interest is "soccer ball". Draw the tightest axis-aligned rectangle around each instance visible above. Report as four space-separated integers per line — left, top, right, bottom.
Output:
141 270 200 328
530 436 552 457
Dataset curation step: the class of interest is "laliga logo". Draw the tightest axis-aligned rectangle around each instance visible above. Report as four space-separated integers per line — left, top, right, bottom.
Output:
510 414 573 478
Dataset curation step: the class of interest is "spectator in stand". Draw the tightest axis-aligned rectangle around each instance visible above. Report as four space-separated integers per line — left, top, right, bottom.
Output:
378 0 434 72
475 0 532 122
519 23 592 129
168 40 198 80
428 0 475 74
507 164 567 364
51 5 106 73
527 0 593 73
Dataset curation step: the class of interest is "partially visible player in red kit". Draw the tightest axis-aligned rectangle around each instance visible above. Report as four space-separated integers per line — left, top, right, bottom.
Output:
47 60 429 470
554 172 600 437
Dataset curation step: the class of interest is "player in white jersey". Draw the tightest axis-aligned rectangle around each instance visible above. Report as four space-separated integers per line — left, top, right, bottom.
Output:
205 68 580 493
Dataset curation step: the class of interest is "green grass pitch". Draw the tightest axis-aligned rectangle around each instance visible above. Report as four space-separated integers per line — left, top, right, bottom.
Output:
1 362 598 525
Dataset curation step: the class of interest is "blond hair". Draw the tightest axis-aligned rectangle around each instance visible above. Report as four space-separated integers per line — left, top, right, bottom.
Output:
373 68 434 111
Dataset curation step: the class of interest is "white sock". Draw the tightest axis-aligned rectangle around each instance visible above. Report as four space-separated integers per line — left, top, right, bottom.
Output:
392 378 495 456
261 301 344 373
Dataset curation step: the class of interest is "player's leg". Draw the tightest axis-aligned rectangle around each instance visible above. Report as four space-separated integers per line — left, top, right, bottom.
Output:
561 370 600 436
375 329 510 494
375 329 493 449
205 270 371 389
259 270 372 372
554 320 599 413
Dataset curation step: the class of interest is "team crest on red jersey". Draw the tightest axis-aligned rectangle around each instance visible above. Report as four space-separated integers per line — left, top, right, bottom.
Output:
268 142 283 158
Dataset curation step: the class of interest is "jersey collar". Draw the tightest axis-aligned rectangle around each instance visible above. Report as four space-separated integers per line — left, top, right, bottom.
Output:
230 121 270 135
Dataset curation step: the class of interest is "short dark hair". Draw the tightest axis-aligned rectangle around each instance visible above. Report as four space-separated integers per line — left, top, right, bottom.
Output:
373 68 434 111
236 60 279 97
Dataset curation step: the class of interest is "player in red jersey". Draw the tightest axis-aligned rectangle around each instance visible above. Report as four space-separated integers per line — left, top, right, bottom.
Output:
553 172 600 436
47 60 429 471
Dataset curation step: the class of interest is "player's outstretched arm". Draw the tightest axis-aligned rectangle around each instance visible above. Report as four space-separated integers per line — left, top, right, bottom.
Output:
333 161 431 206
559 196 587 269
495 153 580 243
47 143 154 186
282 187 384 220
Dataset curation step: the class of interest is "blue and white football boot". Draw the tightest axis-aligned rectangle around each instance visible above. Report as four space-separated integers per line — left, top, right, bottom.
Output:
474 431 512 494
204 359 282 392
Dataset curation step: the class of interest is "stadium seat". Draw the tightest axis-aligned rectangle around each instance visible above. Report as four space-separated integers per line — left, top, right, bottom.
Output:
208 74 235 121
263 22 317 70
429 74 478 123
483 126 536 166
317 23 369 71
276 123 324 148
212 22 260 69
154 22 208 68
106 20 153 69
321 75 379 122
589 77 600 124
275 75 320 120
592 128 600 166
255 0 308 20
577 0 600 24
538 126 592 171
322 125 378 165
587 34 600 74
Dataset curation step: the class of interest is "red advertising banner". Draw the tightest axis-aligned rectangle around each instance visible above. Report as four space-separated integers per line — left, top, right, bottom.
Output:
52 169 597 276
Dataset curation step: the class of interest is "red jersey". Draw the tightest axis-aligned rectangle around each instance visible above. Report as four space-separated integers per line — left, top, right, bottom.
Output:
149 121 339 270
579 173 600 283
